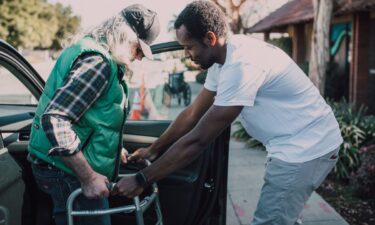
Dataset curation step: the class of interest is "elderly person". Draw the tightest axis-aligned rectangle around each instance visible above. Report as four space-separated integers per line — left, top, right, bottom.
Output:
28 4 159 225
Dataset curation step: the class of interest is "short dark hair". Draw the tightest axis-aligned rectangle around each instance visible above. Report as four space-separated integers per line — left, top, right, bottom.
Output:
174 1 228 40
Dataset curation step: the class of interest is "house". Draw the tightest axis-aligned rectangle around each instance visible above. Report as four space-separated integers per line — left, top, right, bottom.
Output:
247 0 375 113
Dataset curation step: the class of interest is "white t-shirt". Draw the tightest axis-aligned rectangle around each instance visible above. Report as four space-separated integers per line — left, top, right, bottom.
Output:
204 35 343 163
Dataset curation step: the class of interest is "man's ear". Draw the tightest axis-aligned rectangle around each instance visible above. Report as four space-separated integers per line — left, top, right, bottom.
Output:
204 31 217 47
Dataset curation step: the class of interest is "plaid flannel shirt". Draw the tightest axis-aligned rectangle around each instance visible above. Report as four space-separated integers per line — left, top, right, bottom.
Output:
40 53 111 156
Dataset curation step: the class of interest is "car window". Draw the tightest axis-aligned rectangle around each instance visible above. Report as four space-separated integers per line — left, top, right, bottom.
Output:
127 49 203 121
0 65 37 105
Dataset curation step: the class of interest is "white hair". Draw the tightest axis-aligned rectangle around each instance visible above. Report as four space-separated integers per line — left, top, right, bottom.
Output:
63 13 138 70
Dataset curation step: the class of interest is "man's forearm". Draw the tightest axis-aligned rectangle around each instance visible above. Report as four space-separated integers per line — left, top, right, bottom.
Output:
144 131 206 184
149 88 215 155
142 105 243 185
150 108 199 154
61 152 96 184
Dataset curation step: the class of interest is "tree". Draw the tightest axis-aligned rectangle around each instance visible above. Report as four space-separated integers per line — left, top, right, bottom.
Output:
166 1 283 36
308 0 333 95
0 0 80 50
211 0 283 34
50 3 81 50
0 0 57 48
210 0 246 34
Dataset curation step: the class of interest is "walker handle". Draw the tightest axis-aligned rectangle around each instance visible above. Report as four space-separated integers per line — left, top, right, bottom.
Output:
66 160 162 225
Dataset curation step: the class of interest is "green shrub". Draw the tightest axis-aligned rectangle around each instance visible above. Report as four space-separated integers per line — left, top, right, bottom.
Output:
328 99 375 180
362 115 375 145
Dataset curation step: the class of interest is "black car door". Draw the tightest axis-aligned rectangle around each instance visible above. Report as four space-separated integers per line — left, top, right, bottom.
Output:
0 40 55 225
0 40 230 225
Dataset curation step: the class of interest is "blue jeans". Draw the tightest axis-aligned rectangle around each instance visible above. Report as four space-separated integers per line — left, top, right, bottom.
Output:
31 163 111 225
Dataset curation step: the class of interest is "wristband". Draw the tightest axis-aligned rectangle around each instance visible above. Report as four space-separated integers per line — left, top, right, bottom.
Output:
135 171 149 188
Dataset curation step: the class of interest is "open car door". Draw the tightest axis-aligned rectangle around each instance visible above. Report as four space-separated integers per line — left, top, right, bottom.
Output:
0 135 24 225
0 40 230 225
0 40 55 225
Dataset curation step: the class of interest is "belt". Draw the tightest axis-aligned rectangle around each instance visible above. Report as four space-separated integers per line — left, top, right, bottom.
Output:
27 153 56 169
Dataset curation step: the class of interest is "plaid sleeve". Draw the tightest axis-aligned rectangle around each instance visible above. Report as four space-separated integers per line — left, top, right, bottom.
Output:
41 115 81 156
41 53 111 156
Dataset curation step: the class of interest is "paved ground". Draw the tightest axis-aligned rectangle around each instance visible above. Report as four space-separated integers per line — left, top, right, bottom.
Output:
226 139 349 225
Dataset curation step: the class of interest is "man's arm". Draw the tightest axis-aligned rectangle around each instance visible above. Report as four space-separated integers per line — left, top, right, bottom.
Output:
114 104 243 197
129 88 216 160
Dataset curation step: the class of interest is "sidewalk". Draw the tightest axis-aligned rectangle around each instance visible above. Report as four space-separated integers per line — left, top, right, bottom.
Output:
226 138 349 225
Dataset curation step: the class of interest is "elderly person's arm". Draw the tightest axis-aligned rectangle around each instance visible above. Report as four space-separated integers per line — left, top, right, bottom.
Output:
41 53 112 199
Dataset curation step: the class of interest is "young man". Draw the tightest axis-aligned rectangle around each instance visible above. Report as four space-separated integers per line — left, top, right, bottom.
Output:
113 1 343 224
27 4 159 225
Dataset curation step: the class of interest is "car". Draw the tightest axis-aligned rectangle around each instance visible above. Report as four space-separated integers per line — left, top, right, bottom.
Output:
0 39 230 225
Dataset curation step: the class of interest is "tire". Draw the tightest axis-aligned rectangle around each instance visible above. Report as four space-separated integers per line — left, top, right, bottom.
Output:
162 85 171 107
183 84 192 106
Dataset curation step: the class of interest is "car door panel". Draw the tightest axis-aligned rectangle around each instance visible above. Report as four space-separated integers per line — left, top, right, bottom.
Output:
112 119 230 225
0 145 24 225
123 134 157 145
1 133 54 225
0 41 53 225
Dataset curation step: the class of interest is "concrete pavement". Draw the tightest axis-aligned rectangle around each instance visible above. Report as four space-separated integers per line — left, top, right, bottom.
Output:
226 138 349 225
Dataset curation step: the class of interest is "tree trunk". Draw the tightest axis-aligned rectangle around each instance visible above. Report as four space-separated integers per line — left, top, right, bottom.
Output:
308 0 333 96
211 0 247 34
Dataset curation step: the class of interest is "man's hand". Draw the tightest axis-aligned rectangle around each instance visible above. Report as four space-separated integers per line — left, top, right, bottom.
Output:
128 147 157 163
81 172 110 199
111 174 144 198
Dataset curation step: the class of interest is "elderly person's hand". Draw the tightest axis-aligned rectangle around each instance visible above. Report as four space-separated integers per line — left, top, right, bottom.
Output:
120 148 129 164
81 172 110 199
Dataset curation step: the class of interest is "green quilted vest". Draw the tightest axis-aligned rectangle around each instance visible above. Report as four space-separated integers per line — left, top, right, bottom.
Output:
28 37 127 181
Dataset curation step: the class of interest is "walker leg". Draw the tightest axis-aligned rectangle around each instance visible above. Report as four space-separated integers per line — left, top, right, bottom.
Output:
154 195 163 225
134 196 145 225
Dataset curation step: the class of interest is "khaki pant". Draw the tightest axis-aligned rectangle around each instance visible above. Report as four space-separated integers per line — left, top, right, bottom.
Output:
252 147 339 225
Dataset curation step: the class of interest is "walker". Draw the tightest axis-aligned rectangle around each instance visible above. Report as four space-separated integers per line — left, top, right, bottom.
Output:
66 160 163 225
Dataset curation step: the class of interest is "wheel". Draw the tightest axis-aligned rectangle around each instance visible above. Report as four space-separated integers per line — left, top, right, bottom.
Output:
183 84 191 106
162 85 171 107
